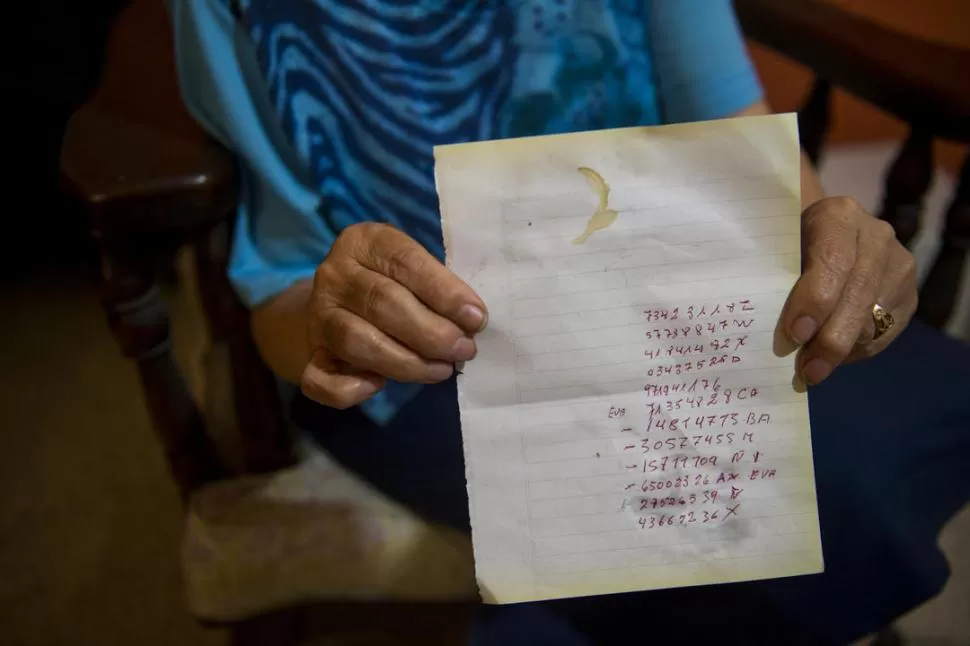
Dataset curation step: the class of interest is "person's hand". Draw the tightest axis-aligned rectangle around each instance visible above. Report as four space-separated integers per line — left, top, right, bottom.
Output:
775 197 917 389
301 222 487 408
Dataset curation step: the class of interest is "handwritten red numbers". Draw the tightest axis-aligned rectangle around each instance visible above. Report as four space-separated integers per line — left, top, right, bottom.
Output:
619 297 779 530
642 300 754 323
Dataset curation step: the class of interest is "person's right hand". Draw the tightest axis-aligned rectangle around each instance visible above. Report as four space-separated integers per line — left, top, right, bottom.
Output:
301 222 487 409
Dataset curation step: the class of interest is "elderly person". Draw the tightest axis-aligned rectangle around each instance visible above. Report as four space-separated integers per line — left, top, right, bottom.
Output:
171 1 970 642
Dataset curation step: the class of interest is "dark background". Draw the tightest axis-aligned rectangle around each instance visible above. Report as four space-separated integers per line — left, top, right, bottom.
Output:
15 1 126 276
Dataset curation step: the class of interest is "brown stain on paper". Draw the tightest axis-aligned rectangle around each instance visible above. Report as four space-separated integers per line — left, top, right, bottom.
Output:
573 166 618 244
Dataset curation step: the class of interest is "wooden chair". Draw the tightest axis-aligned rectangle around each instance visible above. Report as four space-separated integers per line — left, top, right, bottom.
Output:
59 0 294 497
735 0 970 329
60 1 475 643
60 0 967 643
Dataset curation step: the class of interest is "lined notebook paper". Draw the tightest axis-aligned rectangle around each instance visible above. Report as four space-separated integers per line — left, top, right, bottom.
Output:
435 113 823 604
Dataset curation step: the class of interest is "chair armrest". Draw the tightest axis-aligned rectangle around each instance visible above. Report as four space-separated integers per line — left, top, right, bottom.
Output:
59 0 295 498
734 0 970 142
60 104 236 240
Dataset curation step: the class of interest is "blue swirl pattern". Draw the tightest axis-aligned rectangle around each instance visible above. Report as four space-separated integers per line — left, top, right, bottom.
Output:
242 0 517 254
239 0 658 257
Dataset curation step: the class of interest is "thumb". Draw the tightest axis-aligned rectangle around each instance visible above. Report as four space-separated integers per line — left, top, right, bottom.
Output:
300 348 385 409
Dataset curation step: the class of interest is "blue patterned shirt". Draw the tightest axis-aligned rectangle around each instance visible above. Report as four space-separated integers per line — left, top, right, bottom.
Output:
171 0 762 423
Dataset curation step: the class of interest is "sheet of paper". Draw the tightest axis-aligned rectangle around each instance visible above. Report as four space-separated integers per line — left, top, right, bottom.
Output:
435 114 823 604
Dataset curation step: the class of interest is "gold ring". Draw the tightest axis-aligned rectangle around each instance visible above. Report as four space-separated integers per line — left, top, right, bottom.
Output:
872 303 895 341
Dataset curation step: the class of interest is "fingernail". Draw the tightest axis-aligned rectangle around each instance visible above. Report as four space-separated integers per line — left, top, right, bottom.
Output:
452 336 477 361
427 361 454 382
354 377 381 398
773 325 798 357
802 358 831 385
792 373 807 394
459 305 487 332
791 316 818 344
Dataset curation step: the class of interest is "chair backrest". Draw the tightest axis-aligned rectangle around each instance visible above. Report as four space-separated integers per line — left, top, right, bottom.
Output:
736 0 970 142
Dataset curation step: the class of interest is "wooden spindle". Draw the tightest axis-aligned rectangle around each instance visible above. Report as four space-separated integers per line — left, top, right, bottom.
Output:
878 131 933 246
98 241 227 498
798 79 831 167
915 154 970 329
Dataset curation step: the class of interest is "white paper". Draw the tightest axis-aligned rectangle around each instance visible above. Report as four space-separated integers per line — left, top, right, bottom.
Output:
435 114 823 604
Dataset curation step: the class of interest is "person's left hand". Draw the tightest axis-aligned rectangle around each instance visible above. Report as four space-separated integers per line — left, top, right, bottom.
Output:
775 197 918 389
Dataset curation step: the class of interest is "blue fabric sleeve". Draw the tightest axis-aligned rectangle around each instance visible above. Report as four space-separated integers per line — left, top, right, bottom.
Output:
647 0 764 123
170 0 420 425
170 0 332 307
